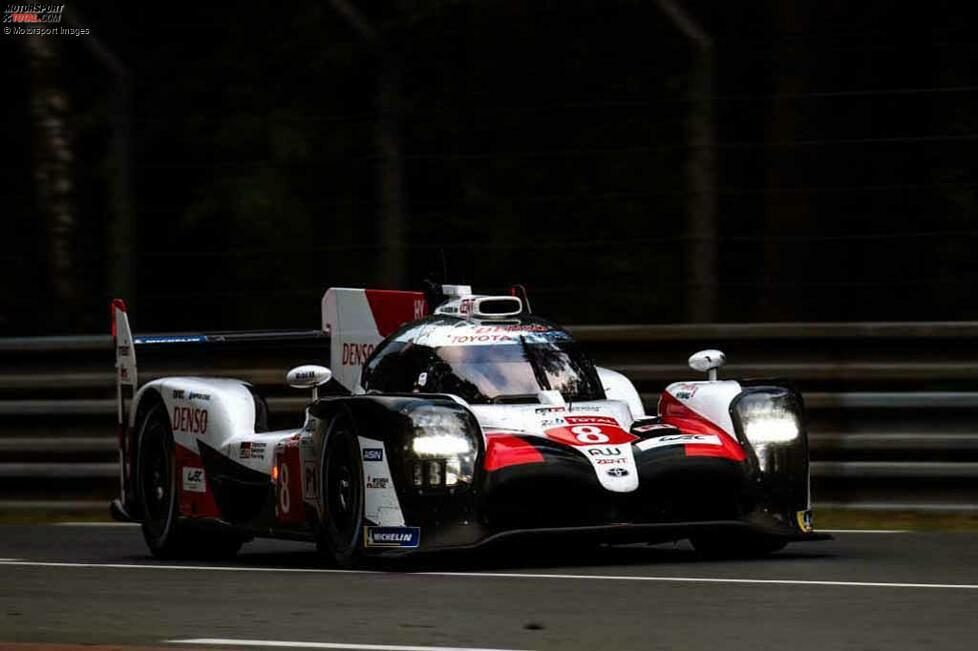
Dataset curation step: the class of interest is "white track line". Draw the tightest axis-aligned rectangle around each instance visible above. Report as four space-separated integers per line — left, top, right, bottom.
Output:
0 560 362 575
168 639 531 651
1 559 977 590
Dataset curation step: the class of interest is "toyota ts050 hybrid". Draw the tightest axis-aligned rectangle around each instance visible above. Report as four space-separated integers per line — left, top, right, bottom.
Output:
110 284 827 564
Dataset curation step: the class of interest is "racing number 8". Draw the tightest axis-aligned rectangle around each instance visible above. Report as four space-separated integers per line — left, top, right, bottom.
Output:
571 425 609 444
278 463 290 514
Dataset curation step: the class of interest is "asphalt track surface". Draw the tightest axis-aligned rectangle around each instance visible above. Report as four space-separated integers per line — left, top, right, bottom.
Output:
1 525 978 651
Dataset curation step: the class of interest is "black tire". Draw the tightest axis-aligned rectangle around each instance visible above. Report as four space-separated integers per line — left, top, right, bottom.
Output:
316 415 365 568
136 403 243 560
691 532 787 559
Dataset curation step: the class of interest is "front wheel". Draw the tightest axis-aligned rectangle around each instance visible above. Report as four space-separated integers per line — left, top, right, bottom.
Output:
316 415 365 568
136 403 243 559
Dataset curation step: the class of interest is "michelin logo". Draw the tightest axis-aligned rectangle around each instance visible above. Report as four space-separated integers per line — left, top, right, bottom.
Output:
364 526 421 548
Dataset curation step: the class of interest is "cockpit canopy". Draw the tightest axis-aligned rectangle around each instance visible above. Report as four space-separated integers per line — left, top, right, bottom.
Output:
361 316 605 404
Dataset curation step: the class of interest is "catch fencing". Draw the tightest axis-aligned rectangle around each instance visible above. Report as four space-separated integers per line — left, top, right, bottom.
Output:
2 322 978 514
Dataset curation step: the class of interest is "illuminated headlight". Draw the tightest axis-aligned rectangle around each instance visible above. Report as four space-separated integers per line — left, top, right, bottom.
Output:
406 405 478 488
412 433 474 457
735 389 804 473
742 410 800 444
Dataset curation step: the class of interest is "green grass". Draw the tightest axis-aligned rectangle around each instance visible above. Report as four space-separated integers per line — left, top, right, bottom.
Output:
815 509 978 532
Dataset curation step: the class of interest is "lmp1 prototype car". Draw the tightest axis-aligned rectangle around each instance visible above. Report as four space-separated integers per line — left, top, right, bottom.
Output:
110 284 826 564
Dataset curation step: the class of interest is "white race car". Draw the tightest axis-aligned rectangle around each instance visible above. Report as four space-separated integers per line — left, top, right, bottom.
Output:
110 284 826 564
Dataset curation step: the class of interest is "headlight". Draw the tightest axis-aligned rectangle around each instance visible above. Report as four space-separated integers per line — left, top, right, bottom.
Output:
742 409 799 444
734 389 804 473
738 393 800 445
405 405 479 488
412 433 474 457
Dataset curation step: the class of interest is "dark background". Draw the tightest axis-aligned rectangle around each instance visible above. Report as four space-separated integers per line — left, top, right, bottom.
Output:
1 1 976 335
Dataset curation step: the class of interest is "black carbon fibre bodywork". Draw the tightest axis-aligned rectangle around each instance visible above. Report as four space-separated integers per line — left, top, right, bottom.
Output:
301 386 824 556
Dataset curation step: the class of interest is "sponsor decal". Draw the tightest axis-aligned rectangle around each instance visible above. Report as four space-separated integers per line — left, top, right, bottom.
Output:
187 391 210 401
632 423 677 434
342 342 375 367
546 422 637 447
239 441 267 460
569 404 604 413
635 433 722 452
595 457 626 465
605 467 629 478
564 415 618 426
445 327 565 345
587 446 622 457
365 526 421 548
672 383 700 401
117 345 130 357
539 417 567 427
171 407 208 434
182 467 206 493
172 389 185 399
135 335 207 344
362 448 383 462
365 476 389 489
302 461 317 500
535 406 566 415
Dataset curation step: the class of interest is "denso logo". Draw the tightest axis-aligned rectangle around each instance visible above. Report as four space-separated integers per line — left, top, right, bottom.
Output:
172 407 208 434
342 342 374 366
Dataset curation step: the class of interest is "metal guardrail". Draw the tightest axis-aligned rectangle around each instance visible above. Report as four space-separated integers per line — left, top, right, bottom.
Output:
2 324 978 514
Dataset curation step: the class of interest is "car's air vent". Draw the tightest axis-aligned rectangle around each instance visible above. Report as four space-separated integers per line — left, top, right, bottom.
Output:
471 296 523 318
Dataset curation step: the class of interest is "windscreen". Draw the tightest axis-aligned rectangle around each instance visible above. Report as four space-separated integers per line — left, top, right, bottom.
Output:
423 339 604 404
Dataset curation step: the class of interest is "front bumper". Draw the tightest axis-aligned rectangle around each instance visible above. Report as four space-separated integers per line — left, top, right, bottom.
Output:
449 519 831 551
377 445 821 555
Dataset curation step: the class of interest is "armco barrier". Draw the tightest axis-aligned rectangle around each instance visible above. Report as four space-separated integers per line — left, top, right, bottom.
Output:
3 322 978 514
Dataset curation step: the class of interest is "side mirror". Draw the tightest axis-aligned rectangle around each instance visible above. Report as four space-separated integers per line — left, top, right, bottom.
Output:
688 349 725 381
286 364 333 400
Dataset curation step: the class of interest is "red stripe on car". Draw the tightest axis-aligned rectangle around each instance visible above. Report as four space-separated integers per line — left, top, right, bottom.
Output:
363 289 428 337
658 392 746 461
483 434 545 471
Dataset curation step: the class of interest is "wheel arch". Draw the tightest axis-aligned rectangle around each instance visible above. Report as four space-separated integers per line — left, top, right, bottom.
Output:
125 385 167 520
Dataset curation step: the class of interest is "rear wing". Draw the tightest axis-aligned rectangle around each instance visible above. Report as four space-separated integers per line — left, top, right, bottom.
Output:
111 287 427 425
111 300 327 429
